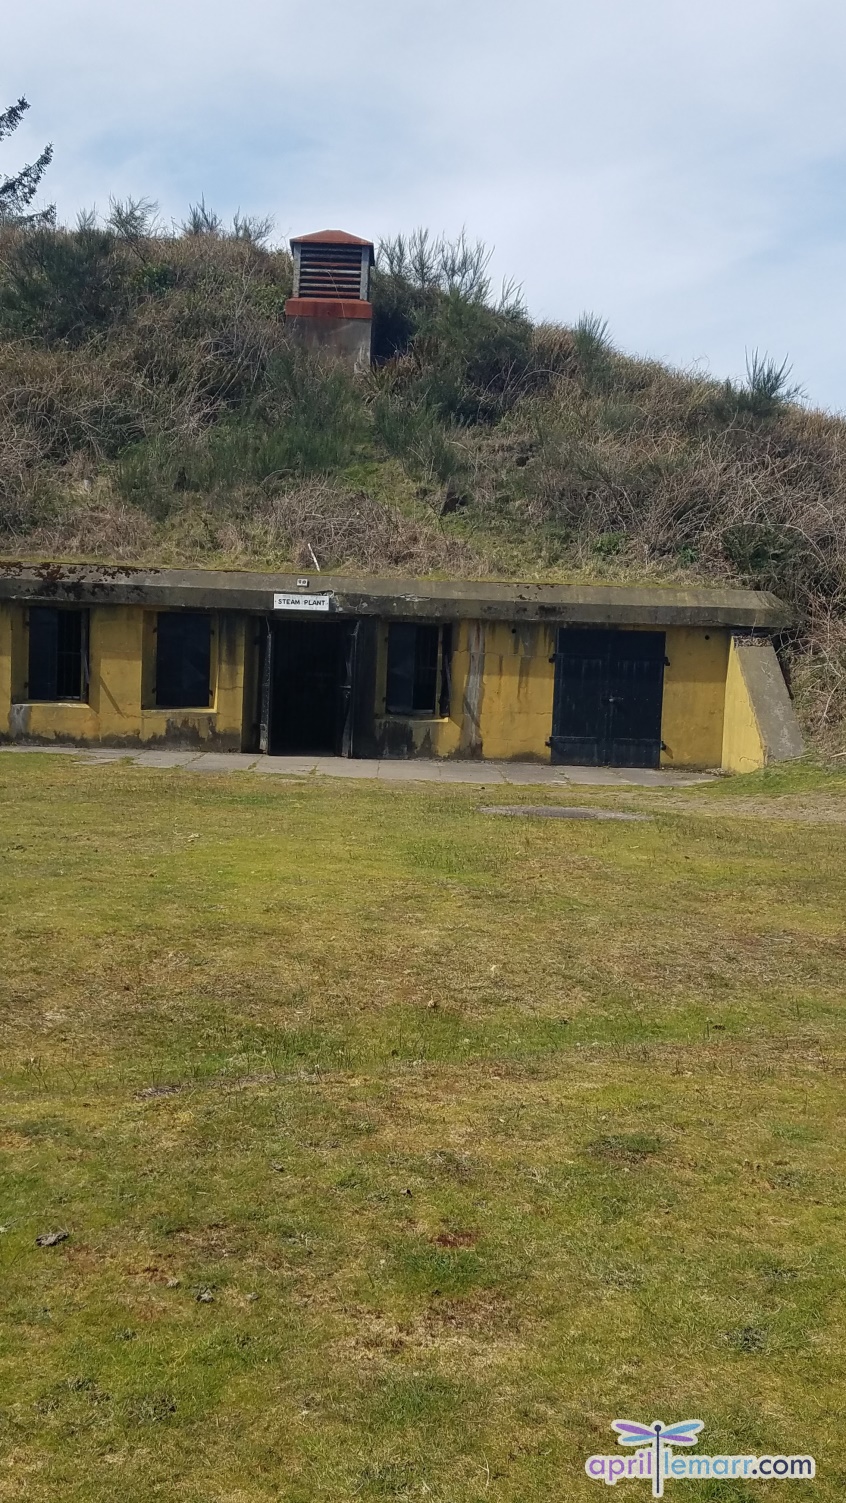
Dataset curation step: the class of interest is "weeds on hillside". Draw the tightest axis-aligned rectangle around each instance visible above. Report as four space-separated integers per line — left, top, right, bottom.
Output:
9 476 489 577
0 209 843 742
715 350 806 422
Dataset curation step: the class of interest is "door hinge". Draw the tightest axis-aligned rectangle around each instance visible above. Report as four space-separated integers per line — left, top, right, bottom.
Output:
664 656 671 666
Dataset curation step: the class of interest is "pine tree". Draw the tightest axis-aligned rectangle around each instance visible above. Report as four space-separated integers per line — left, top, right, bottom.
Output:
0 97 54 226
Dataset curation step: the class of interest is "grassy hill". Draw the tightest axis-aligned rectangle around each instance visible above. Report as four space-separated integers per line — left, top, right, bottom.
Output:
1 214 844 748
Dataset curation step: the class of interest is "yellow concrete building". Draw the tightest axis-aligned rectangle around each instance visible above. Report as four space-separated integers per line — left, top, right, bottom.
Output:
0 565 803 772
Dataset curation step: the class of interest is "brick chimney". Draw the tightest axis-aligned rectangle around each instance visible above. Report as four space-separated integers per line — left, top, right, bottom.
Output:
284 230 374 369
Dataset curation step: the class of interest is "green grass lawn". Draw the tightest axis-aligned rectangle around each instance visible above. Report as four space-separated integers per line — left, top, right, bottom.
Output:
1 756 845 1502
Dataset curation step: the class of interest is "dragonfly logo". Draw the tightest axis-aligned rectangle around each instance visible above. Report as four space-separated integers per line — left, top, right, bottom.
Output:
585 1419 815 1495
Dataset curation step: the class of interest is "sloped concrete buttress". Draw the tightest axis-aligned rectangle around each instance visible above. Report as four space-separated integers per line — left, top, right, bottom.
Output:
721 634 804 773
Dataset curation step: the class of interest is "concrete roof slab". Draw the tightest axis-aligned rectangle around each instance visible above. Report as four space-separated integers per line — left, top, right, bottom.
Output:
0 563 790 630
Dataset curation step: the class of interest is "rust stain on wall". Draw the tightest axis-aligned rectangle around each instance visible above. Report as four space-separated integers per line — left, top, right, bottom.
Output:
459 622 485 756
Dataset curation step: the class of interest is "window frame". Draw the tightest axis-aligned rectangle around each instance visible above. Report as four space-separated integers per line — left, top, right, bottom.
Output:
384 621 453 720
153 611 215 711
25 606 90 703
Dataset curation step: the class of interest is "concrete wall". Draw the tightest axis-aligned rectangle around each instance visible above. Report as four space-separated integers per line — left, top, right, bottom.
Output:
660 627 729 769
372 621 736 766
285 315 372 371
469 621 556 760
0 604 246 749
370 620 556 761
0 604 802 770
721 633 804 773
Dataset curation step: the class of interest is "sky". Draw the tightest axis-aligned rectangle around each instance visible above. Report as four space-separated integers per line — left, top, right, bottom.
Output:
4 0 846 409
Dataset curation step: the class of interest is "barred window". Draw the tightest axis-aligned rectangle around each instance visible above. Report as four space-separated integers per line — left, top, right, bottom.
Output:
28 608 88 701
155 613 212 708
386 623 452 717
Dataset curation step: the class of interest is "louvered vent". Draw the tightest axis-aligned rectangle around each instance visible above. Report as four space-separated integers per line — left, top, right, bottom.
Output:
285 232 375 366
297 243 365 300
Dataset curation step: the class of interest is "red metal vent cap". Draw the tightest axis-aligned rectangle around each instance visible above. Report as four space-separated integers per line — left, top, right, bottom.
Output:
290 228 374 255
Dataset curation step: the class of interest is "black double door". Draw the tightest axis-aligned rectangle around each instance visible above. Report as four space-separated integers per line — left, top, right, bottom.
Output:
260 619 358 755
550 628 666 768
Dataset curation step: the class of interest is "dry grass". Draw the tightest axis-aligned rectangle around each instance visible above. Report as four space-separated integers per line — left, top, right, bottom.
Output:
7 476 491 575
0 228 294 505
1 756 845 1499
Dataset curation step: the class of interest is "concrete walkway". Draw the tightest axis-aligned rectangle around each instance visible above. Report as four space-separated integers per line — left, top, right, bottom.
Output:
0 744 714 787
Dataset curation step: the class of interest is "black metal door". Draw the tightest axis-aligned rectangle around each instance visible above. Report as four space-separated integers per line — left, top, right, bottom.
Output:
258 619 273 754
267 619 357 756
339 620 360 757
550 629 665 767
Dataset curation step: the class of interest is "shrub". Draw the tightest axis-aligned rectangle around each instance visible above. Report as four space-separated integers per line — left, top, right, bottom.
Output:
412 292 535 423
713 350 805 423
0 224 128 344
117 346 367 515
371 391 463 484
572 312 614 392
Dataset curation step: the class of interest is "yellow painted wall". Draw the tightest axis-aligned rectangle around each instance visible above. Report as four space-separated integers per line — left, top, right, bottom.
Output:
0 602 774 769
660 627 728 769
721 636 767 773
372 619 555 761
0 605 246 748
446 621 728 766
473 621 555 760
93 604 143 741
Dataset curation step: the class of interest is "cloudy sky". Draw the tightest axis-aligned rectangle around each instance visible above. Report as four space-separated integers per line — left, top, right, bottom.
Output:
5 0 846 408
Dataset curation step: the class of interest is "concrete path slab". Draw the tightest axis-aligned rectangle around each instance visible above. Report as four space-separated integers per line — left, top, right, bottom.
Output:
186 753 260 772
251 756 316 776
376 760 445 781
314 758 384 779
494 762 571 785
75 749 136 763
559 766 625 786
616 768 714 787
130 750 204 768
552 764 711 788
0 743 82 755
0 743 714 789
433 763 506 783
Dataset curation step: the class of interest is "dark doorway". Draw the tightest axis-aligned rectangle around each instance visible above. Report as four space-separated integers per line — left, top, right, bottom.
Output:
550 628 666 768
261 619 355 755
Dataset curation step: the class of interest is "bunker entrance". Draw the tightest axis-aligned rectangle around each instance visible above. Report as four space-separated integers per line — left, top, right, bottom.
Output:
550 628 666 768
259 618 358 756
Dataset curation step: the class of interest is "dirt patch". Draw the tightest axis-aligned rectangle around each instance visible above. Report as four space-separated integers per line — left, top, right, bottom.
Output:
424 1289 517 1335
431 1229 479 1248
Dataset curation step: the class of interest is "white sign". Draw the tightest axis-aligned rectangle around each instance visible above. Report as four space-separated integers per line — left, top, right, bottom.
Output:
273 592 332 613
